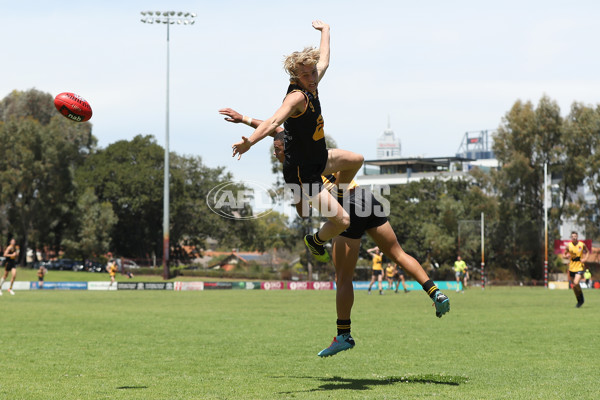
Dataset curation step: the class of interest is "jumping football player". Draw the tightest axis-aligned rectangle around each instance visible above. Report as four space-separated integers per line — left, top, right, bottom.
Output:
230 20 364 264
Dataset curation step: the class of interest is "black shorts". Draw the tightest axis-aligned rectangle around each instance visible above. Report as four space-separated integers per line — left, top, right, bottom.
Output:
283 151 328 198
372 270 383 277
339 188 388 239
4 259 15 271
394 269 405 279
569 271 585 278
38 276 44 281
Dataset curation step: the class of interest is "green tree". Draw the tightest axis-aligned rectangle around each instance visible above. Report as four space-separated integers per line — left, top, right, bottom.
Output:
382 178 485 269
75 135 263 261
0 89 94 261
62 187 117 260
490 96 564 279
562 103 600 238
75 135 168 259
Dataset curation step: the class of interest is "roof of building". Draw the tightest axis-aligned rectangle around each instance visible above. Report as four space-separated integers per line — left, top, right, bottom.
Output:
364 156 474 167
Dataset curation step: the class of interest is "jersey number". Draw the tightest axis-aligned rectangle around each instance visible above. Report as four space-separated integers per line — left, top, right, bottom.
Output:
313 115 324 141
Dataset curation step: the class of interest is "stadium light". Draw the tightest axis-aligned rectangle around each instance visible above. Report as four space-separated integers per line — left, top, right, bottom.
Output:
140 10 196 280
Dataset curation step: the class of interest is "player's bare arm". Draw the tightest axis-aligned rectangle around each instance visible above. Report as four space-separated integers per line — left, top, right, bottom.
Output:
231 92 304 159
220 108 284 134
312 20 330 82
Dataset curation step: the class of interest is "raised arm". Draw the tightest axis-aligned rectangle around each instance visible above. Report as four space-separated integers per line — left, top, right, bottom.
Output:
312 20 330 82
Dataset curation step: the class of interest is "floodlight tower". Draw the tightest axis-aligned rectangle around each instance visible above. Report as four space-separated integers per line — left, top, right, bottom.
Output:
140 11 196 279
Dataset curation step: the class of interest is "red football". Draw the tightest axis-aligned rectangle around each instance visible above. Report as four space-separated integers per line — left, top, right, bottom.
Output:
54 92 93 122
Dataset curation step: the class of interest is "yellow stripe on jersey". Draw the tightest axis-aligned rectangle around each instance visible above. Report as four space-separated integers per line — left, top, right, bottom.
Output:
321 173 359 195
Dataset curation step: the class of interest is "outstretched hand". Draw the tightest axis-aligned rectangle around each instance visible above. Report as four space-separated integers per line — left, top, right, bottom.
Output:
219 108 243 124
312 20 329 31
232 136 252 160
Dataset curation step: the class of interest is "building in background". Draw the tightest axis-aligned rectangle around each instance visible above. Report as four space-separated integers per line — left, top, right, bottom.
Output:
358 128 497 187
376 118 401 159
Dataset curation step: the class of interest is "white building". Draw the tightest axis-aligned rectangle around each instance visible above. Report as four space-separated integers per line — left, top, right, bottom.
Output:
376 119 401 159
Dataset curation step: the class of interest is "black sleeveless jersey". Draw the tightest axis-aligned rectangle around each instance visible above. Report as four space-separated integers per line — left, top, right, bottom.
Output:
283 83 327 166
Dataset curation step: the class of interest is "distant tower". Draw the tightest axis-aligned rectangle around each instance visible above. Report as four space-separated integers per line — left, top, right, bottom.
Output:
376 116 401 159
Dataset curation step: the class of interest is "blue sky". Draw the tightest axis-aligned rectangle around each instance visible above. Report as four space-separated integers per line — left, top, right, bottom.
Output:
2 0 599 189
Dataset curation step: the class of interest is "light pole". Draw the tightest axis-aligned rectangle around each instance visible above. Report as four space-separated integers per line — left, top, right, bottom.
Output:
140 11 196 279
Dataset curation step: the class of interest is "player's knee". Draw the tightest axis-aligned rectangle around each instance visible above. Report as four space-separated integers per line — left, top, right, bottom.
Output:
339 214 351 230
337 272 353 286
349 152 364 168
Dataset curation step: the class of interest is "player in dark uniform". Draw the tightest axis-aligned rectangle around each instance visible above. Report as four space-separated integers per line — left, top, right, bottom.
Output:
221 108 450 357
314 169 450 356
230 20 363 263
394 263 409 293
1 238 19 295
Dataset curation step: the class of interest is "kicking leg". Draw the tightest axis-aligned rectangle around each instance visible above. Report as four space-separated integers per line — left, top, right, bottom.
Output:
368 221 450 317
318 236 358 357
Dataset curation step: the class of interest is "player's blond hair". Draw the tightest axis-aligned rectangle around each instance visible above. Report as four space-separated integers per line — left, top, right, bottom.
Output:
283 47 320 81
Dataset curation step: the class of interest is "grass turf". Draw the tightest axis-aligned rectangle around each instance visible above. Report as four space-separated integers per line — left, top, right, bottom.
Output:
0 287 596 399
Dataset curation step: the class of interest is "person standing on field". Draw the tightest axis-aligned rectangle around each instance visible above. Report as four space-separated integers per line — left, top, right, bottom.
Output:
1 238 19 296
583 268 592 288
367 247 384 295
563 231 588 308
393 263 409 293
107 260 118 287
385 263 395 291
453 255 468 292
37 264 47 289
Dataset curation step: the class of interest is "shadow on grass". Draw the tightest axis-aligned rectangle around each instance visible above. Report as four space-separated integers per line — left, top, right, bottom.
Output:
116 386 148 390
275 374 468 394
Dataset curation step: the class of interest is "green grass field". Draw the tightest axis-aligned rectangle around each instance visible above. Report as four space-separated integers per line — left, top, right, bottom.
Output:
0 287 597 399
